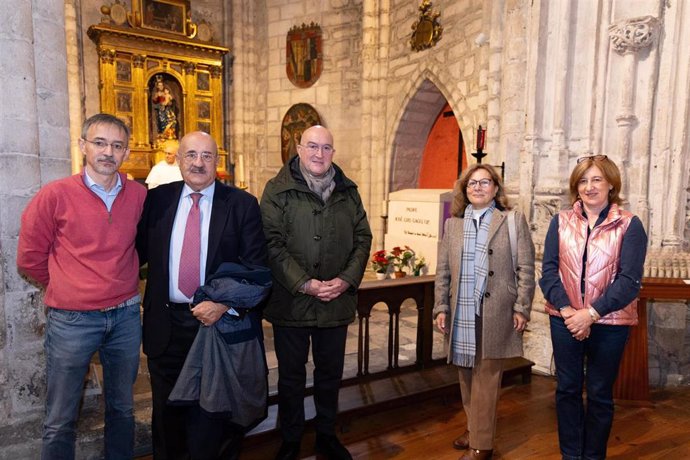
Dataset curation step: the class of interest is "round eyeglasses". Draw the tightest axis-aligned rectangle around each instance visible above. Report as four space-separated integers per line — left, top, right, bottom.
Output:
466 179 493 189
181 152 216 163
83 138 127 154
299 143 335 155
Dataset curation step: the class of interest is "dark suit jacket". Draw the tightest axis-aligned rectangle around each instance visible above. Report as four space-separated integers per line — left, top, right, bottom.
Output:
136 180 267 358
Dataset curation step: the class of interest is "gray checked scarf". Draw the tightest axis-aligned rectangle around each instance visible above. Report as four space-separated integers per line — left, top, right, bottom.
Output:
451 202 495 367
299 161 336 202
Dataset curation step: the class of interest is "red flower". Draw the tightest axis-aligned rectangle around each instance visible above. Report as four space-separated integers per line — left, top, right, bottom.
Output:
371 250 392 273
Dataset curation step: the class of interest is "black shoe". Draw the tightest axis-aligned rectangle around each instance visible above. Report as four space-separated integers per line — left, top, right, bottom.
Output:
275 440 301 460
314 434 352 460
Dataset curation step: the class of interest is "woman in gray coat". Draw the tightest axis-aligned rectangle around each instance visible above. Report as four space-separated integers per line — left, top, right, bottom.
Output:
434 164 535 460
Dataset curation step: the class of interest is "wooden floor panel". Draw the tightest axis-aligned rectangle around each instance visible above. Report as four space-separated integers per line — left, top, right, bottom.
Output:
140 374 690 459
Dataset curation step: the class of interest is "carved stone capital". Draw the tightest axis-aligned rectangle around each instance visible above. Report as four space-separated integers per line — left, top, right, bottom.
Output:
132 54 145 68
209 65 222 78
98 48 116 64
183 61 196 74
608 16 659 55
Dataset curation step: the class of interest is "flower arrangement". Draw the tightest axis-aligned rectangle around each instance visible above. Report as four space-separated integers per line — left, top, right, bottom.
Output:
371 246 425 278
371 249 392 274
390 246 415 273
412 256 426 276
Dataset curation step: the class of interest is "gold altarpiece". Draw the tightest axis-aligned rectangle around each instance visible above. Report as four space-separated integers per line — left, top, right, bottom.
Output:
87 13 229 179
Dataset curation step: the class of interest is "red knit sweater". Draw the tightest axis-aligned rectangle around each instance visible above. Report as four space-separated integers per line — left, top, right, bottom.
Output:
17 173 146 310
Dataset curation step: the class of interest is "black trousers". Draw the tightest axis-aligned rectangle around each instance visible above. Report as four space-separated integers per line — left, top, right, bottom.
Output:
273 324 348 442
147 309 243 460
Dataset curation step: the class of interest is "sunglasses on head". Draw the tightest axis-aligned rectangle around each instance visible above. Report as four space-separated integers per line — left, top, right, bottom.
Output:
576 154 608 164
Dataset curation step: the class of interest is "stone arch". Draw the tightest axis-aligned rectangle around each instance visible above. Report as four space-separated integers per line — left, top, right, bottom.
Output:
386 66 477 192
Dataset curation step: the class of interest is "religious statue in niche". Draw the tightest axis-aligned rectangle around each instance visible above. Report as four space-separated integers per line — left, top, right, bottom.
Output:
286 23 323 88
281 103 322 163
150 74 180 140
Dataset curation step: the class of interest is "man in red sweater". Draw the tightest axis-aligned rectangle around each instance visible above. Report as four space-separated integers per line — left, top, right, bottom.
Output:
17 113 146 460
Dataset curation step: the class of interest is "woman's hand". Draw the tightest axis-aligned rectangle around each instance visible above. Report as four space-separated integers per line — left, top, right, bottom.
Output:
435 313 448 334
560 306 576 319
564 308 594 341
513 312 527 332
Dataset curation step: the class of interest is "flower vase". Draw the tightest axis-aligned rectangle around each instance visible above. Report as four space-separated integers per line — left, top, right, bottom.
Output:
393 270 406 278
375 272 387 280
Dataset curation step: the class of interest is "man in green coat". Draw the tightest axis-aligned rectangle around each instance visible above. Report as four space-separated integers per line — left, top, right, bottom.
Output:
260 125 372 460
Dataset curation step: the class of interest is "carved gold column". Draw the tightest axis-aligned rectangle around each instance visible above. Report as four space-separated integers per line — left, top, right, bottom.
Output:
183 61 197 135
209 65 224 146
131 54 148 147
97 49 117 114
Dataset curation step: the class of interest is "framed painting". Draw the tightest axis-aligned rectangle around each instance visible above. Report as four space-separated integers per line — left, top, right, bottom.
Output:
116 60 131 82
197 100 211 119
141 0 187 35
116 91 132 113
197 121 211 134
197 72 210 91
281 103 321 164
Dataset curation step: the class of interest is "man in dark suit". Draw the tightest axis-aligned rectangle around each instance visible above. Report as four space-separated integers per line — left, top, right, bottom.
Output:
137 131 267 459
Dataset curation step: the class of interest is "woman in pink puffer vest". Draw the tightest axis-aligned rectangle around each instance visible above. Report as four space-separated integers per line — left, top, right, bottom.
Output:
539 155 647 460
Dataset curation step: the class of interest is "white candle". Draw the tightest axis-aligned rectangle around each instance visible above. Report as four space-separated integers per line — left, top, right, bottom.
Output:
237 154 245 183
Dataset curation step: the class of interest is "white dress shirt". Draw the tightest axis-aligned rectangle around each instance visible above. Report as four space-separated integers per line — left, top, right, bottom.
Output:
168 182 215 302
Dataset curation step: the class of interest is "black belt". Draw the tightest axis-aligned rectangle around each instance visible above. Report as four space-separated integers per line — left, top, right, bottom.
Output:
167 302 193 311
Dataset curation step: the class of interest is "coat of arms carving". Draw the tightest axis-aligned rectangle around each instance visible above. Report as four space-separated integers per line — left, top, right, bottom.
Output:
286 23 323 88
410 0 443 52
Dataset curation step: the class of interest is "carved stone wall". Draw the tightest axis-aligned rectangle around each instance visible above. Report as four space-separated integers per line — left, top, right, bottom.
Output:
521 1 690 377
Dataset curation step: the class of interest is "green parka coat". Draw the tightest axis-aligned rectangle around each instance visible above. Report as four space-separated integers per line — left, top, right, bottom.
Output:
260 157 372 327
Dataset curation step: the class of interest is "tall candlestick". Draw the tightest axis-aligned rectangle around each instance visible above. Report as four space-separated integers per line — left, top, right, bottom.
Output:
476 125 485 151
237 154 245 184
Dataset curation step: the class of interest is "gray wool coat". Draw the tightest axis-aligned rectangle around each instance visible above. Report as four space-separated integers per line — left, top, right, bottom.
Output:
433 209 536 361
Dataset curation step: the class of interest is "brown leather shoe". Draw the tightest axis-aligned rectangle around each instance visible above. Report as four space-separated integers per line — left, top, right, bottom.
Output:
459 448 493 460
452 430 469 450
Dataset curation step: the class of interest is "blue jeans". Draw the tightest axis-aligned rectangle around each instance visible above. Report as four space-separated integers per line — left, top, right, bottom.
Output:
550 315 629 460
43 303 141 460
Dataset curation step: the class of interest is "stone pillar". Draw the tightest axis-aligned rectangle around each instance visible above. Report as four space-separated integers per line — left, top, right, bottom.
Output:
608 16 659 226
1 2 43 439
361 0 391 249
549 0 573 169
0 0 70 456
230 0 262 192
65 0 85 174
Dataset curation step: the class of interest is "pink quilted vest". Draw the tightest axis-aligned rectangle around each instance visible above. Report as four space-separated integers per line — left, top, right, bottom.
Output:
545 202 638 326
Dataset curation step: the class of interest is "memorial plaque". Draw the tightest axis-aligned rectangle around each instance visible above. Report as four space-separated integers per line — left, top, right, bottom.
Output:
384 189 453 275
